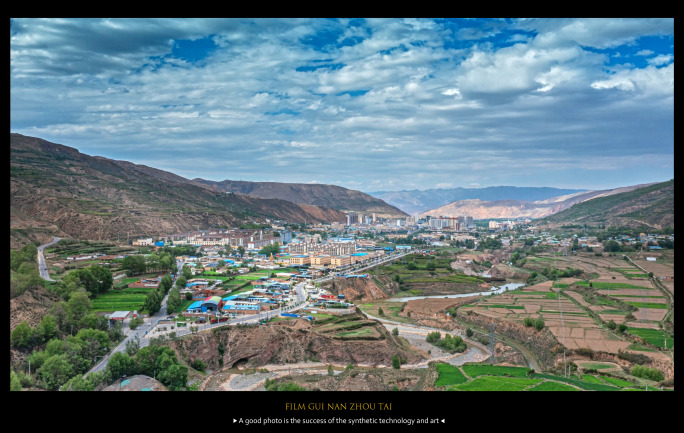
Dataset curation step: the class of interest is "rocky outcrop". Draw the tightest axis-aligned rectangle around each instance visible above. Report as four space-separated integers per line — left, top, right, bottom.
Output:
169 315 426 370
322 276 397 302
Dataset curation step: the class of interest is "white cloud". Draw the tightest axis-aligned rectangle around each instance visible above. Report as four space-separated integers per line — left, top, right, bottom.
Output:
648 54 673 66
636 49 654 56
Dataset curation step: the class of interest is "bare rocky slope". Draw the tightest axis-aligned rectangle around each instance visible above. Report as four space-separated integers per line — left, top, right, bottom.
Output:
194 179 407 218
10 133 347 246
169 315 426 370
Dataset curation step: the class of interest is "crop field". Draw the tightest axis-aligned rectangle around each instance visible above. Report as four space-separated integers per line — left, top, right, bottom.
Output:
600 376 635 387
434 364 468 386
527 381 579 391
581 375 604 384
627 328 674 349
91 292 147 312
578 362 616 370
532 373 620 391
461 364 531 378
450 376 542 391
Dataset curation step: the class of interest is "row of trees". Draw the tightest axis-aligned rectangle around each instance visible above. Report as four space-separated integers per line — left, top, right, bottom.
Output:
121 251 176 277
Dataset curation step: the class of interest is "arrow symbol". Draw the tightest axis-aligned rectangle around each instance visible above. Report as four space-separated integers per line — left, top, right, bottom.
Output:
233 419 237 423
441 419 445 424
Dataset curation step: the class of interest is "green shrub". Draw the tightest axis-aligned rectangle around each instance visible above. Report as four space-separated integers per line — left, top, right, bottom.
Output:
534 317 545 331
523 317 535 327
191 358 206 372
466 328 473 338
606 320 617 330
631 365 664 382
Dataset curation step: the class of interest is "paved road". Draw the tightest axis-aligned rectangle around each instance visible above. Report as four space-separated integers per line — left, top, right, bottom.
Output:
37 236 62 282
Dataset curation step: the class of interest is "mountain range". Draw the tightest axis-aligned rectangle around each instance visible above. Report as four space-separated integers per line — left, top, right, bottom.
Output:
419 184 662 221
369 186 588 215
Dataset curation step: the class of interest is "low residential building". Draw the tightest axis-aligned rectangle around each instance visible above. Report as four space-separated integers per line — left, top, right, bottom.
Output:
330 255 352 268
289 255 311 266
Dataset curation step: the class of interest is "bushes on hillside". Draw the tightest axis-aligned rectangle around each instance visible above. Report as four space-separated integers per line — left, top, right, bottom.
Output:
631 365 664 382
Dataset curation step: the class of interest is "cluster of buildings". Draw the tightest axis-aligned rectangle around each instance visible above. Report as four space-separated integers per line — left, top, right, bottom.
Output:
427 215 475 230
158 228 283 250
488 219 531 231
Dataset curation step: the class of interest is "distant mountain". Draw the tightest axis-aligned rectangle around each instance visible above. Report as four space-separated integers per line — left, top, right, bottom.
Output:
10 133 346 245
195 179 407 218
537 180 674 230
369 186 587 215
420 183 665 222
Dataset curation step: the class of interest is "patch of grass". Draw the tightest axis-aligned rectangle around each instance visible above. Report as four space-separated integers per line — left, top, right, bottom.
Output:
450 376 541 391
434 364 468 387
527 381 579 391
628 343 656 352
462 364 531 378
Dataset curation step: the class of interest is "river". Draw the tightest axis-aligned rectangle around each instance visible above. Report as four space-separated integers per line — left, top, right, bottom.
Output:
386 282 526 302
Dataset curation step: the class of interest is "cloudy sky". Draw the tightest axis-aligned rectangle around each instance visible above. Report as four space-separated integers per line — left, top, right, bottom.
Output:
10 18 674 193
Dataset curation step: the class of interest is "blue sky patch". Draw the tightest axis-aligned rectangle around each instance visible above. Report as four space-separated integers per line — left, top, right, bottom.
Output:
171 35 217 63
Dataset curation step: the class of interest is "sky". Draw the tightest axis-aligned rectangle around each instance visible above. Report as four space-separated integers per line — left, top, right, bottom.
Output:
10 18 674 193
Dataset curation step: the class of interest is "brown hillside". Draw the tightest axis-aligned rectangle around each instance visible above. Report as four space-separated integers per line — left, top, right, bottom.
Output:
10 133 346 246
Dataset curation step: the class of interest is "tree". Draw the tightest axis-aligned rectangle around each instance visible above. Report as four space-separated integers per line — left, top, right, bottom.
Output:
327 365 334 376
40 354 75 391
122 255 147 276
534 317 545 331
11 321 34 349
130 317 144 330
90 265 113 294
167 288 182 314
176 275 187 290
160 275 173 293
237 246 246 256
35 315 59 343
378 307 384 316
392 327 399 336
10 370 22 391
181 265 193 280
425 260 437 272
466 328 473 338
392 355 401 369
126 335 141 356
67 291 92 325
108 351 134 380
143 290 162 315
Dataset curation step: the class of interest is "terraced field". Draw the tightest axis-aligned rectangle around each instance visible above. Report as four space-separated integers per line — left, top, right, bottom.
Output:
433 363 647 391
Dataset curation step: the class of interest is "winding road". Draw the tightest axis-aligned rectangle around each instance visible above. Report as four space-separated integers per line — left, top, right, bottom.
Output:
37 236 61 282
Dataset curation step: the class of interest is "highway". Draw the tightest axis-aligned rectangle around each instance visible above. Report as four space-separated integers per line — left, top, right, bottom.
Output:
314 249 413 284
37 236 61 282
